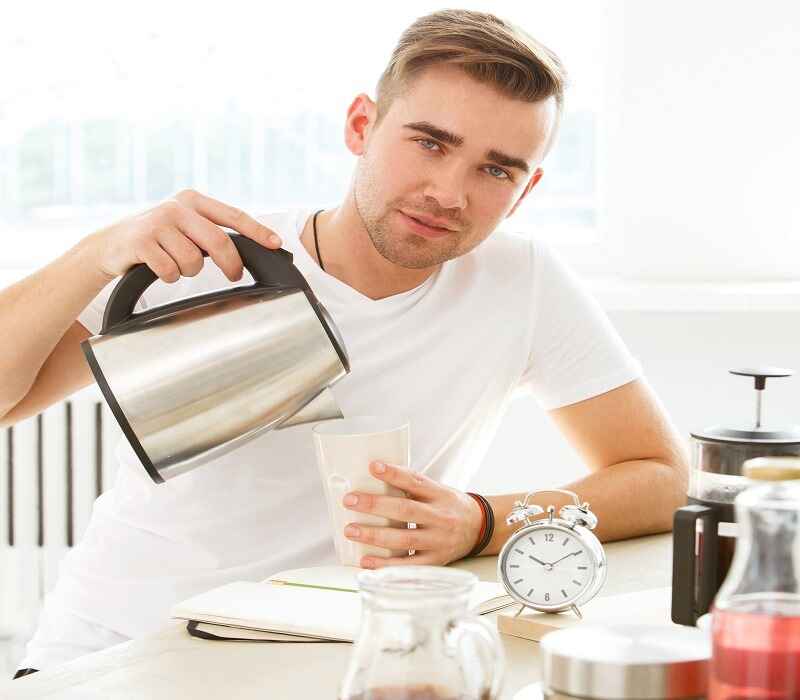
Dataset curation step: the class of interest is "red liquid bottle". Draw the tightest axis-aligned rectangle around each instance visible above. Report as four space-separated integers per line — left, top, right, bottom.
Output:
711 598 800 698
709 458 800 700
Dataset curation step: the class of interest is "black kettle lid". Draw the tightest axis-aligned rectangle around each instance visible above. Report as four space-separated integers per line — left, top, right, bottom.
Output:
691 368 800 444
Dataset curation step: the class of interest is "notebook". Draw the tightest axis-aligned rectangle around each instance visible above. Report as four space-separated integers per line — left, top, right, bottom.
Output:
497 586 674 642
171 565 514 643
185 620 336 643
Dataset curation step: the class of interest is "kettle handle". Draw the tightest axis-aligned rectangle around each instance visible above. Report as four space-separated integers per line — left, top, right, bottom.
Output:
671 504 719 626
100 232 308 334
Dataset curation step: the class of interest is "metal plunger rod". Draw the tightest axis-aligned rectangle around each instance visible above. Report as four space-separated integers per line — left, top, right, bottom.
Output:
729 367 794 430
755 389 763 428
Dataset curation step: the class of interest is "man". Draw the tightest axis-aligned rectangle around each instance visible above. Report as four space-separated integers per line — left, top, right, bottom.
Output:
1 9 687 676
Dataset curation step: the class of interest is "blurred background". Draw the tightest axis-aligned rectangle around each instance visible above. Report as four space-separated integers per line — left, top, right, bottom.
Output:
2 0 800 676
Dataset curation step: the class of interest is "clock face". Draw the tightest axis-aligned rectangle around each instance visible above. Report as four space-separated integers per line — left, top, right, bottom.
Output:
501 525 593 607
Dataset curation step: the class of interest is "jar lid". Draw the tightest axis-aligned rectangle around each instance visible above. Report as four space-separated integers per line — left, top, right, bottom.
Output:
743 456 800 481
691 424 800 444
541 624 710 699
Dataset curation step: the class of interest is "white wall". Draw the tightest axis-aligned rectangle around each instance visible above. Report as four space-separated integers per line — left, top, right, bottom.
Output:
602 1 800 281
472 309 800 494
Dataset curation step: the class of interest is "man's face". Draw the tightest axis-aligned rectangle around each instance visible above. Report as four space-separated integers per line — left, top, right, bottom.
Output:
351 64 555 270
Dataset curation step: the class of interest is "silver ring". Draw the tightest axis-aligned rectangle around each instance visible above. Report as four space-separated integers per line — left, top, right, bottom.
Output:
407 521 418 556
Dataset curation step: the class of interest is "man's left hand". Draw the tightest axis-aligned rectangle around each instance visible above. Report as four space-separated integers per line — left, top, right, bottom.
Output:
341 461 484 569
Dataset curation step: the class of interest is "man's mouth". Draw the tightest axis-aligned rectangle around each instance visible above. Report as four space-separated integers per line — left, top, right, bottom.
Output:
398 210 458 239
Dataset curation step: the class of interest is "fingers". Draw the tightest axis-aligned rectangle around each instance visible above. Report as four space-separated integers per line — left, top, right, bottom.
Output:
344 523 439 553
368 461 439 501
361 552 440 569
156 227 205 278
93 190 283 281
137 239 181 283
173 189 282 250
343 491 442 526
170 204 244 281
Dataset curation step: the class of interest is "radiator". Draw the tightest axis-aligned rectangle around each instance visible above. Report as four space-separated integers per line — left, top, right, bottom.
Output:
0 387 122 653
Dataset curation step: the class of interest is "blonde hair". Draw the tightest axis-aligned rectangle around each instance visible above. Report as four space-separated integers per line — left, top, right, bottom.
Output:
376 9 568 146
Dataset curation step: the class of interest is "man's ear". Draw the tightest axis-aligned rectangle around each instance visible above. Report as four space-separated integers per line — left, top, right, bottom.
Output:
507 167 544 219
344 93 377 156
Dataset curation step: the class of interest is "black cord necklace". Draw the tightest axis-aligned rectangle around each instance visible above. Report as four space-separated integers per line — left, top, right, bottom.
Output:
312 209 325 272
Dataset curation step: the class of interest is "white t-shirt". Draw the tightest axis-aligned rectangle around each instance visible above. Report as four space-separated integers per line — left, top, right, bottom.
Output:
23 208 641 666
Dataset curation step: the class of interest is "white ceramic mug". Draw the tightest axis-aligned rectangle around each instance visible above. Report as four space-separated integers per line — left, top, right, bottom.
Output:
312 416 411 567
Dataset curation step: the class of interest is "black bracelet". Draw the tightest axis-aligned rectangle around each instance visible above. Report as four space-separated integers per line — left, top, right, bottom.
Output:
466 492 495 558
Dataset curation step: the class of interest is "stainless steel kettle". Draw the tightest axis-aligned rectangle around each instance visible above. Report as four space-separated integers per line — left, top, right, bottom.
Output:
81 231 350 483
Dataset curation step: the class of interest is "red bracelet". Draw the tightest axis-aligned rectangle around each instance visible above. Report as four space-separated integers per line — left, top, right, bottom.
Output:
467 492 488 554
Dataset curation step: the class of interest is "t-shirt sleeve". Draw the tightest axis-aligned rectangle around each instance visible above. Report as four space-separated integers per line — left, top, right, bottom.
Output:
516 239 643 410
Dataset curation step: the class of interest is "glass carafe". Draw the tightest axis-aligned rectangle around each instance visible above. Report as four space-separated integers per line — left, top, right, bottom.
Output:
710 458 800 699
338 566 504 700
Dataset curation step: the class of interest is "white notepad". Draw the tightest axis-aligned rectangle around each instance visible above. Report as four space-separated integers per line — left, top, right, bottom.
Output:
172 565 512 642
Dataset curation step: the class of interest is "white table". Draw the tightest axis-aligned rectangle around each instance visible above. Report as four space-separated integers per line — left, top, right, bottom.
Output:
2 533 673 699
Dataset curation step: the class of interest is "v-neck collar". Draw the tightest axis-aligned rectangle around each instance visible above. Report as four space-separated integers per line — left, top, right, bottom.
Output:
288 208 442 310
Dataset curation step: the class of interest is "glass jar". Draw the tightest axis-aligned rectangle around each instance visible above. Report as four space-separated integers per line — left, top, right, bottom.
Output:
338 566 505 700
710 457 800 699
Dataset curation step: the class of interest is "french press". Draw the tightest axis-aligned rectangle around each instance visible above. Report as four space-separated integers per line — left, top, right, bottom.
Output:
671 367 800 626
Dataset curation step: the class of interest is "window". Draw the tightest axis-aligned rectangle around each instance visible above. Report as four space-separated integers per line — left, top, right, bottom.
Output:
0 1 608 268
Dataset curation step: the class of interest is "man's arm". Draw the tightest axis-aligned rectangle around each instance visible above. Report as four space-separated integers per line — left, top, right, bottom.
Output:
339 378 688 567
481 378 689 553
0 190 283 428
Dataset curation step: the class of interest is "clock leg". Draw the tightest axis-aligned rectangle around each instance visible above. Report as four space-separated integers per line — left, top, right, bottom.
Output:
513 603 526 618
570 604 583 619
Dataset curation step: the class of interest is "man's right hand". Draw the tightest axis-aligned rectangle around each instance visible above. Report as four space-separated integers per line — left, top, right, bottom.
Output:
88 189 283 283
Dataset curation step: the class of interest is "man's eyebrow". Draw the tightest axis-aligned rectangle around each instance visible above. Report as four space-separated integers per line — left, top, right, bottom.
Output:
403 121 464 147
486 149 530 175
402 121 530 174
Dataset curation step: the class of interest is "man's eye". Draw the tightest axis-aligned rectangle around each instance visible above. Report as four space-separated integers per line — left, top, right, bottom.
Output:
417 139 440 152
486 166 510 180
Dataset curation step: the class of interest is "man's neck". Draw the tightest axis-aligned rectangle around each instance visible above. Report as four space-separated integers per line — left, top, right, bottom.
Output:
299 193 439 301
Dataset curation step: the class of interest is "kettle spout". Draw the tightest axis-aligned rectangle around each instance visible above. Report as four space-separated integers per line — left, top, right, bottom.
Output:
276 387 343 430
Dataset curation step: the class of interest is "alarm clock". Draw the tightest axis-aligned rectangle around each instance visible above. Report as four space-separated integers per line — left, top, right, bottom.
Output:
497 489 606 618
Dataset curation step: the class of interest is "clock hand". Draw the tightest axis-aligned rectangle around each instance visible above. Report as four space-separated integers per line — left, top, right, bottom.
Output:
550 551 581 567
528 555 549 566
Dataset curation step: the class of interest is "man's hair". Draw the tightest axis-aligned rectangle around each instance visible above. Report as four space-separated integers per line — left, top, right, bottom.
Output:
375 9 568 153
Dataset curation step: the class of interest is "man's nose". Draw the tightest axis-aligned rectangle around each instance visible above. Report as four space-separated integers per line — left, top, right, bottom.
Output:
422 161 468 211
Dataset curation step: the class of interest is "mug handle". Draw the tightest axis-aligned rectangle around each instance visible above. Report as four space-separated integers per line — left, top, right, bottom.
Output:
449 615 506 699
99 232 306 333
671 504 718 626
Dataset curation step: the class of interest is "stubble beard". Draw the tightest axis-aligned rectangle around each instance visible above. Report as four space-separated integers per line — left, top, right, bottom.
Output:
353 157 464 270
